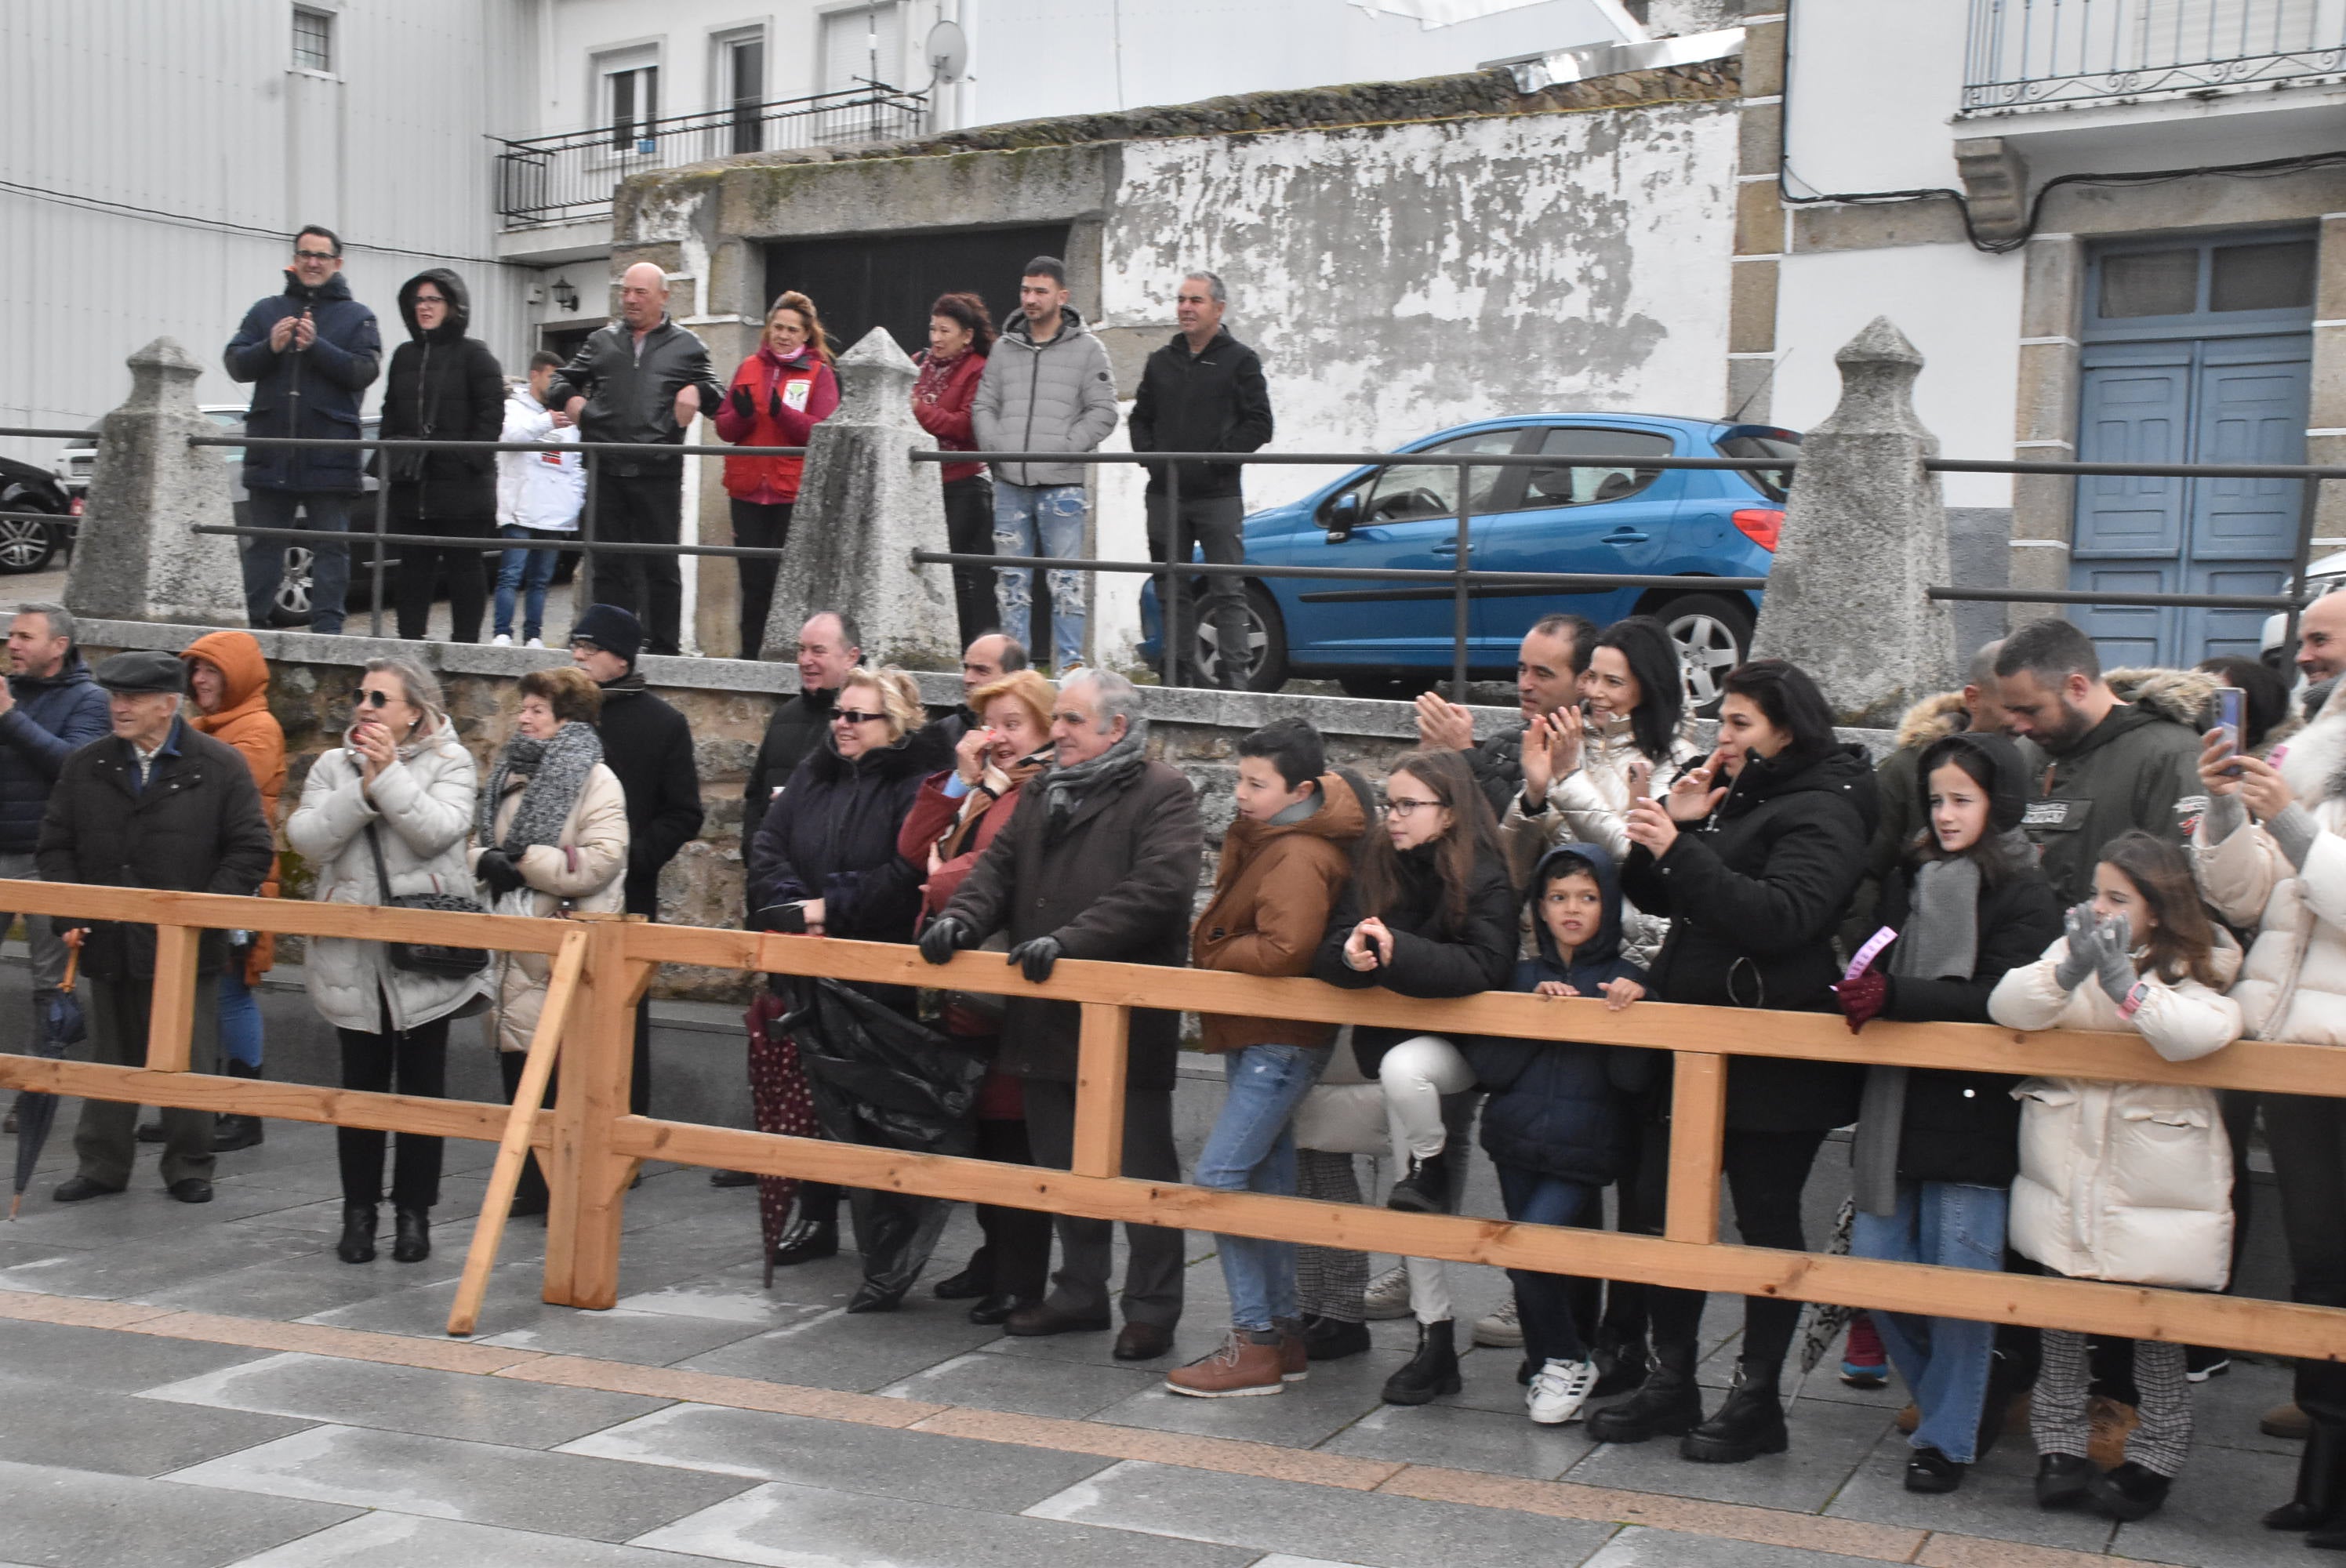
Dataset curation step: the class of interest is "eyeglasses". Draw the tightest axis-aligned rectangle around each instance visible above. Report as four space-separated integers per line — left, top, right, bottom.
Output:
358 689 395 708
1385 797 1444 817
568 639 602 655
293 250 337 263
413 294 445 306
831 710 888 726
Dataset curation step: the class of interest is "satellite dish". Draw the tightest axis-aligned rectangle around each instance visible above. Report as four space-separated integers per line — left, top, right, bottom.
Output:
926 19 968 82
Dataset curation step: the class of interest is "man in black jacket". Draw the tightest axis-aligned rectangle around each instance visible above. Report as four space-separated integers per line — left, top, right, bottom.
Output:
744 610 862 826
1129 271 1273 689
39 653 273 1206
547 262 725 657
571 604 704 1118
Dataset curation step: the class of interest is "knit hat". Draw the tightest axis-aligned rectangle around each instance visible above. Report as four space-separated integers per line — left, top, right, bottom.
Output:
569 604 642 667
93 650 185 695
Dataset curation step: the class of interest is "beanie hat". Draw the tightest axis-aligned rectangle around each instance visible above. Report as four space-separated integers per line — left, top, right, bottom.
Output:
569 603 642 668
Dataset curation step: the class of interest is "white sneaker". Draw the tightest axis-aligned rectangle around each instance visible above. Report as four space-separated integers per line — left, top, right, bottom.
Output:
1526 1358 1597 1425
1473 1296 1523 1348
491 633 513 648
525 637 545 649
1362 1266 1411 1320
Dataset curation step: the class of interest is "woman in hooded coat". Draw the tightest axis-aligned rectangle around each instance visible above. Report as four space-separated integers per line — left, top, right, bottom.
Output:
383 268 503 644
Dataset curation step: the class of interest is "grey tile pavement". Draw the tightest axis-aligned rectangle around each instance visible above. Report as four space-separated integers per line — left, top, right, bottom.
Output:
0 1367 313 1479
0 1456 359 1568
225 1512 752 1568
1574 1526 1883 1566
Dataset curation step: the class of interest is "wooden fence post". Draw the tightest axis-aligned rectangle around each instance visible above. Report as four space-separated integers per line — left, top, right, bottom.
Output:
143 925 201 1073
1071 1002 1131 1178
1665 1051 1729 1245
541 918 648 1310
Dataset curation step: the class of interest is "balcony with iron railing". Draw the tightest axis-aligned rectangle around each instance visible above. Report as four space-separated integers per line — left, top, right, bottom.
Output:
1963 0 2346 111
496 83 929 229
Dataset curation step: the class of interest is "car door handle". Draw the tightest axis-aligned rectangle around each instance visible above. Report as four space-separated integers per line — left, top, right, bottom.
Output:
1429 542 1470 556
1603 528 1650 545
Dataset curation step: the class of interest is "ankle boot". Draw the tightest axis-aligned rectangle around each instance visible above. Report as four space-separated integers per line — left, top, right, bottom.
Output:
1385 1148 1452 1214
1592 1330 1651 1399
391 1207 430 1264
1381 1319 1462 1406
1588 1340 1702 1443
2270 1419 2346 1531
1680 1359 1790 1463
336 1203 377 1265
212 1060 264 1152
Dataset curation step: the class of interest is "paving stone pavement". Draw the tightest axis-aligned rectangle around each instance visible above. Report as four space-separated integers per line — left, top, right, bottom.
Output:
0 959 2309 1566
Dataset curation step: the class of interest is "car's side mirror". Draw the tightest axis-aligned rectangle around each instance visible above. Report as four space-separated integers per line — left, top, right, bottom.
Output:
1324 491 1362 540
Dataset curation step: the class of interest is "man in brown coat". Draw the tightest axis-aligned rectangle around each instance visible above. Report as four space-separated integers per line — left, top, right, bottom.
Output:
922 669 1203 1360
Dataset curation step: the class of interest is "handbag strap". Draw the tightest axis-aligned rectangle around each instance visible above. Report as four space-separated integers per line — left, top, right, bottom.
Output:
364 820 394 905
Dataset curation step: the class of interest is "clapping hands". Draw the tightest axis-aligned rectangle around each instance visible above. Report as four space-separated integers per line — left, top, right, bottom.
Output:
2052 901 2139 1003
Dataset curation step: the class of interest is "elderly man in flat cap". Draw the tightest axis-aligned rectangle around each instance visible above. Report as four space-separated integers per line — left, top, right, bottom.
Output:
37 651 274 1203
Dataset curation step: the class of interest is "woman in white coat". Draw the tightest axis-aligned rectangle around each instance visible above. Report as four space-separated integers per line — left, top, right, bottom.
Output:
1988 829 2242 1525
286 657 487 1268
472 664 628 1215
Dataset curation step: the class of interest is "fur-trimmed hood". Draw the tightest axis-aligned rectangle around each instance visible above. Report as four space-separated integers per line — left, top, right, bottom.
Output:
1894 691 1972 752
2107 666 2221 732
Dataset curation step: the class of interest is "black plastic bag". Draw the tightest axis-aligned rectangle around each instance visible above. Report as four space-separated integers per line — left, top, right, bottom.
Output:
783 976 986 1157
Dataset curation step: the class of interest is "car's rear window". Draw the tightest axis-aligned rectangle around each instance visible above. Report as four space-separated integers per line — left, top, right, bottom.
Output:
1717 434 1799 503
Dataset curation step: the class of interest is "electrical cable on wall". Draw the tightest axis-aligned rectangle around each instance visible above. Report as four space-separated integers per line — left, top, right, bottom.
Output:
0 177 521 270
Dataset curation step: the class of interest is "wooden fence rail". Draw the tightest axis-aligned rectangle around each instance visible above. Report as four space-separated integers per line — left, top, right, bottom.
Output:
0 882 2341 1362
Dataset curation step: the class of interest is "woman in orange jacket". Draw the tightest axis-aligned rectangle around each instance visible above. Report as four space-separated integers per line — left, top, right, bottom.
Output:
714 290 840 659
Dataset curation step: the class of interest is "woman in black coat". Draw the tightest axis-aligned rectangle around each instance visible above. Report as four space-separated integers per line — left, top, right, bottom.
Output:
1836 730 2060 1494
1311 748 1515 1406
1595 658 1879 1463
382 268 503 644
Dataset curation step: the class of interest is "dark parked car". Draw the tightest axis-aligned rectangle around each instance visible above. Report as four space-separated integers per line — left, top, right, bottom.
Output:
0 456 74 574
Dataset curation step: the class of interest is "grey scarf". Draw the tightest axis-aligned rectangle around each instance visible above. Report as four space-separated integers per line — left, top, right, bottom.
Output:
1043 718 1150 834
479 720 603 855
1851 851 1986 1217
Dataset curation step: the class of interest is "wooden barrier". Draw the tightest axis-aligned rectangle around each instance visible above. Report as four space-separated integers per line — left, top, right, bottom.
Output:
0 881 2342 1363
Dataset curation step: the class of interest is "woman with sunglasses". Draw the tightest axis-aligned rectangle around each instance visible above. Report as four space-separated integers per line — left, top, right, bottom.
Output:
1312 748 1516 1406
286 658 487 1267
745 666 948 1307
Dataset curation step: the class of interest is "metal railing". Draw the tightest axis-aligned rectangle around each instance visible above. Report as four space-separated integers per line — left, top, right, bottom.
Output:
496 84 929 227
1963 0 2346 110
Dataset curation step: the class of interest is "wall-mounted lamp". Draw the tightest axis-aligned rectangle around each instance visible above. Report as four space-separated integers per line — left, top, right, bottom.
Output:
550 277 580 312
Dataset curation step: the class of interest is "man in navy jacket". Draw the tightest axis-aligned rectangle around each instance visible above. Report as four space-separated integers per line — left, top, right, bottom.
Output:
225 226 381 635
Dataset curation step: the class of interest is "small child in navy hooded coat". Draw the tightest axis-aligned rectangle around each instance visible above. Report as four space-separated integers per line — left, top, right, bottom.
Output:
1466 844 1659 1414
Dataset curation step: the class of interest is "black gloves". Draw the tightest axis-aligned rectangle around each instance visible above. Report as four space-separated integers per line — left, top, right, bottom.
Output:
768 386 786 422
475 849 525 898
1008 936 1062 984
918 916 969 966
729 384 754 422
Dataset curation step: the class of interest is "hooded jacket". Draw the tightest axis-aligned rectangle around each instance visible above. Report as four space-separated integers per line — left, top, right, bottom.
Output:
0 650 110 856
1127 326 1273 499
2024 666 2213 906
1192 771 1367 1051
747 728 942 942
547 315 725 477
1989 927 2243 1289
1470 844 1659 1184
971 307 1118 488
1622 740 1879 1131
714 343 840 505
1846 690 2043 946
380 269 504 523
1312 833 1518 1076
226 269 382 493
183 632 287 982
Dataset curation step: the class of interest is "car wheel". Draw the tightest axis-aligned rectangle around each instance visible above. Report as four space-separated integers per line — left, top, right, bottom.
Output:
0 489 60 574
1195 583 1291 692
1658 592 1752 717
272 546 316 626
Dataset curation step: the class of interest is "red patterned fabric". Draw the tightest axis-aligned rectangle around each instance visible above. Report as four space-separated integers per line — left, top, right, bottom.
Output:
746 992 819 1265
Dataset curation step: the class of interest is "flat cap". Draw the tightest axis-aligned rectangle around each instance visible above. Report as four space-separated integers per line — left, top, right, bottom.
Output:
93 651 186 695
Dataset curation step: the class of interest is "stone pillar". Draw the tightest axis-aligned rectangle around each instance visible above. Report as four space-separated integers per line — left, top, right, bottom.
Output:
1750 317 1956 727
762 328 957 668
66 338 249 628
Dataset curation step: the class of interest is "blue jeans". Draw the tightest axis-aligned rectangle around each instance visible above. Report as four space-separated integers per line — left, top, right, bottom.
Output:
1494 1163 1601 1364
1193 1044 1329 1331
1850 1180 2007 1463
242 488 353 634
992 481 1088 670
220 958 262 1070
494 525 563 640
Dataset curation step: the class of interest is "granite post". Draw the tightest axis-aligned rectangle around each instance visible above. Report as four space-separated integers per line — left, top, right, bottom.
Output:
1750 316 1956 727
761 327 957 668
65 338 249 628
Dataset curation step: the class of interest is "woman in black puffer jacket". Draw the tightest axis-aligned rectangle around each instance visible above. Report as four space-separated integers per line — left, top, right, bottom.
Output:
1597 658 1879 1463
1313 748 1515 1406
383 268 503 643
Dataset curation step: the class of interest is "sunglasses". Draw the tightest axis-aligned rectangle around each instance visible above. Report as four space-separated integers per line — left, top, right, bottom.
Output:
358 688 397 708
831 709 888 726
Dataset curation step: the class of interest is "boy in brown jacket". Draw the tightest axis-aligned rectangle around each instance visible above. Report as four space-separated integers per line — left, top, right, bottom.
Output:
1168 718 1366 1397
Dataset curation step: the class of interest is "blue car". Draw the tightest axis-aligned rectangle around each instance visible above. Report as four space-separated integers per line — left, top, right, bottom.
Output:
1139 412 1799 706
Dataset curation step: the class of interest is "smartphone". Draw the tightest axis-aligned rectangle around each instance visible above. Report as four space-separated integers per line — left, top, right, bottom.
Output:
757 902 808 935
1625 758 1654 800
2214 687 2245 776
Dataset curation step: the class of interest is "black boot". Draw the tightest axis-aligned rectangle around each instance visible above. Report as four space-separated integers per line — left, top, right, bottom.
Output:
1588 1340 1702 1443
391 1207 430 1263
1381 1320 1462 1406
769 1215 839 1267
1385 1148 1451 1214
1302 1314 1371 1361
336 1203 376 1265
2278 1364 2346 1531
1592 1330 1651 1399
212 1060 264 1152
1680 1359 1789 1463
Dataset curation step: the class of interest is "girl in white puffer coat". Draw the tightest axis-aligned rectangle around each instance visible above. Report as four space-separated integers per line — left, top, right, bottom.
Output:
1989 829 2242 1526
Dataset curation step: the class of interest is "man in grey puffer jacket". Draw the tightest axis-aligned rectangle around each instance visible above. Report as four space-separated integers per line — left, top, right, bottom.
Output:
973 256 1117 675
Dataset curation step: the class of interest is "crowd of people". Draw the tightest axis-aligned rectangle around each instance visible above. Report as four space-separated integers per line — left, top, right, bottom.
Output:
227 227 1270 682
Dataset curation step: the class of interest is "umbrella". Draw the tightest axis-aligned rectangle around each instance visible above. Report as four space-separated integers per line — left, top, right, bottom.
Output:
10 946 84 1219
1787 1195 1858 1407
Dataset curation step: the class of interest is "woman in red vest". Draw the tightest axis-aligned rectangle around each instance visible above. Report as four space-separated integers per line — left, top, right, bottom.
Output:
715 290 840 659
